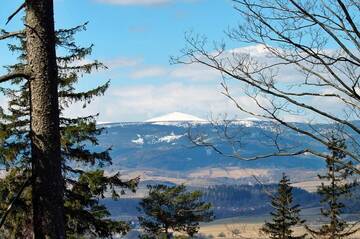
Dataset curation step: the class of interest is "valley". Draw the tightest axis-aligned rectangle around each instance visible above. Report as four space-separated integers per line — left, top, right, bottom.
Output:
91 114 360 225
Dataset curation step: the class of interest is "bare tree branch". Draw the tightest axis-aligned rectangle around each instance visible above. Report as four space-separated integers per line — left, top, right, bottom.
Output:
336 0 360 39
6 3 26 25
175 0 360 167
288 0 360 64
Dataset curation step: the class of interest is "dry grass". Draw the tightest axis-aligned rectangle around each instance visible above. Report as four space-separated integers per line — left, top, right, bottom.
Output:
199 221 360 239
188 168 269 179
292 180 329 193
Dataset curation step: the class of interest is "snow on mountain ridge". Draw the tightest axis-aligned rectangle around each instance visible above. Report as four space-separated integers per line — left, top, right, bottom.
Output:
97 113 266 127
146 112 207 123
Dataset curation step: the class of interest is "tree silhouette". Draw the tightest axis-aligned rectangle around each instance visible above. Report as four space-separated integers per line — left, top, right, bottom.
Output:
139 184 213 239
0 2 138 238
261 173 307 239
306 136 358 238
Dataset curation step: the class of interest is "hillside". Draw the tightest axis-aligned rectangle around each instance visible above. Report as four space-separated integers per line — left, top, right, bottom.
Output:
91 113 360 188
98 116 329 172
103 184 320 220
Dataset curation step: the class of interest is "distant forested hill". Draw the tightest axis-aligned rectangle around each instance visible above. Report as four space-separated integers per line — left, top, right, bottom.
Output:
201 184 319 218
105 183 360 221
104 184 320 220
96 120 360 173
97 121 328 171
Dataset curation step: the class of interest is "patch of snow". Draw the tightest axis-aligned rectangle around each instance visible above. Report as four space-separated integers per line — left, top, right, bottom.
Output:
229 117 263 127
132 134 144 145
98 122 146 128
148 121 201 127
158 132 184 143
97 121 112 125
242 117 261 121
232 120 255 127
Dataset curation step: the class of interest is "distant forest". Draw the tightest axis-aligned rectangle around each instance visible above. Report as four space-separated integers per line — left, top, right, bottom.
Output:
201 184 319 218
103 183 360 221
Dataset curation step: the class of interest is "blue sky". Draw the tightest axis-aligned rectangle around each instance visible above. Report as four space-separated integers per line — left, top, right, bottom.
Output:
1 0 249 122
2 0 335 123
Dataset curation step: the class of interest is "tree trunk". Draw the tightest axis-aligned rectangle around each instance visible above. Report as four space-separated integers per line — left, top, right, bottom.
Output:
25 0 65 238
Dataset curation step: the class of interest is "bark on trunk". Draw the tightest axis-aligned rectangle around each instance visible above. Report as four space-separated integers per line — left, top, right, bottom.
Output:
25 0 65 238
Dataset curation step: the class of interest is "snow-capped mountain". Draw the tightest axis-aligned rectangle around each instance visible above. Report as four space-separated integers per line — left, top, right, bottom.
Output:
95 117 360 221
96 120 332 172
145 112 207 125
95 114 359 176
98 112 264 128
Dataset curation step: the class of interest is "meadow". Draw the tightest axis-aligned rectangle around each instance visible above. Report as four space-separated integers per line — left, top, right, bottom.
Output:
199 215 360 239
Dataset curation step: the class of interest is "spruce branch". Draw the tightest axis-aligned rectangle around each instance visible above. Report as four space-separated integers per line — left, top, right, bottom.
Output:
0 71 29 83
0 30 24 41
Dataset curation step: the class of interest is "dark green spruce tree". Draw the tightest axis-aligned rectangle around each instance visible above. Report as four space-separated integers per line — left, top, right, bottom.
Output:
138 184 213 239
305 136 358 239
260 173 307 239
0 22 138 238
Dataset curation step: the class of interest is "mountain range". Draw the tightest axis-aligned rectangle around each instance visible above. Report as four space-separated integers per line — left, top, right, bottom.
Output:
93 112 360 220
92 112 360 189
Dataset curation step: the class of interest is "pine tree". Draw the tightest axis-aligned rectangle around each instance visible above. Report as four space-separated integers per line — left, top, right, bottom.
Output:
0 7 138 239
260 173 307 239
138 184 213 239
305 136 358 239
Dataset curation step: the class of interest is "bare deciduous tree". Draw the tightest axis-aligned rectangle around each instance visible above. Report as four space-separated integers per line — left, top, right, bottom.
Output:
173 0 360 168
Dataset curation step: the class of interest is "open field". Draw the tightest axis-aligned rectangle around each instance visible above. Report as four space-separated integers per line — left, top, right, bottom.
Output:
116 167 323 190
199 216 360 239
188 168 270 179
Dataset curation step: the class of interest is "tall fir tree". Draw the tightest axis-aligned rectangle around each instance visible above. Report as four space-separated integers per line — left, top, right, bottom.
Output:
0 16 138 239
305 136 358 239
260 173 307 239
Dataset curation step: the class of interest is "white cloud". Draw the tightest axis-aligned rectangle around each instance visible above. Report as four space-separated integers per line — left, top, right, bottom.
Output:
62 79 340 123
129 66 168 79
170 63 221 81
62 83 256 122
60 45 346 123
223 45 306 84
128 63 220 81
229 44 270 57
